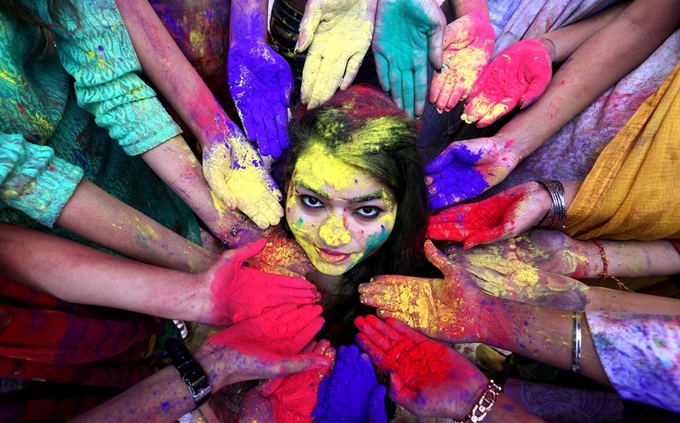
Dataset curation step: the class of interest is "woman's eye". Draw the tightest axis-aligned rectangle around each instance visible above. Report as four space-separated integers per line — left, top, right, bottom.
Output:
356 206 381 218
301 195 323 209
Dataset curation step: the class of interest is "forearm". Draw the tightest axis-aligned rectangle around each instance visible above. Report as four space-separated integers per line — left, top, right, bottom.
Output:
484 298 609 384
141 135 232 237
0 222 211 323
484 393 547 423
55 179 215 272
538 1 630 63
586 287 680 315
230 0 269 46
497 0 680 158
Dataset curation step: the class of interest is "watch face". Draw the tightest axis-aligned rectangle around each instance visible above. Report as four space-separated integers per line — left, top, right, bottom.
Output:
184 372 211 403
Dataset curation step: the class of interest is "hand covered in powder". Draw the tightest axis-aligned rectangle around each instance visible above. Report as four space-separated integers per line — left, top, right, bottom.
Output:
373 0 446 118
245 225 315 278
445 230 594 278
203 238 320 326
198 304 328 391
463 38 553 127
429 13 494 113
228 40 293 158
355 316 488 419
359 240 490 344
427 181 551 249
425 137 519 208
296 0 377 109
202 123 284 229
312 344 387 423
239 340 335 423
445 249 589 310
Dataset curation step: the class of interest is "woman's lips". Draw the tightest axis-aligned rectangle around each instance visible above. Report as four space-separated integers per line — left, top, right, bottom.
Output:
315 247 351 263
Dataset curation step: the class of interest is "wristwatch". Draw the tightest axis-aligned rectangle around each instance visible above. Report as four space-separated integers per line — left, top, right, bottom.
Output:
166 338 212 408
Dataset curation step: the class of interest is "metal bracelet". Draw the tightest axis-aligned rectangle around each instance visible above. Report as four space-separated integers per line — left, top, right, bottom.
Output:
221 215 247 245
454 380 502 423
572 311 582 373
536 180 566 229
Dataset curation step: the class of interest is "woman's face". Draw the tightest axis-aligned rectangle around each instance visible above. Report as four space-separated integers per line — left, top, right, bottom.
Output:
286 142 398 276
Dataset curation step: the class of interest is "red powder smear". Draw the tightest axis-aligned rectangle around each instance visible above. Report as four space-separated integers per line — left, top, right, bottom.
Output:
383 339 454 390
269 366 329 423
428 190 523 238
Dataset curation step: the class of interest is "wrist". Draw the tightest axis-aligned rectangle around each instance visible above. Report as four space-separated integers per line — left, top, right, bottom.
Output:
536 37 557 62
194 342 237 391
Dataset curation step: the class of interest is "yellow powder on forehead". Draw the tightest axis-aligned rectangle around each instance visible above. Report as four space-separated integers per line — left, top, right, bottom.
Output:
295 142 365 192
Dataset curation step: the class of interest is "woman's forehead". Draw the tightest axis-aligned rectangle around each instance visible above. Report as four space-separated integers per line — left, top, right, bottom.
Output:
292 143 394 202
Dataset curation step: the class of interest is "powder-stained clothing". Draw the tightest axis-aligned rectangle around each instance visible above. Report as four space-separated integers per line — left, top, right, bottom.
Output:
566 62 680 241
0 0 200 244
587 312 680 413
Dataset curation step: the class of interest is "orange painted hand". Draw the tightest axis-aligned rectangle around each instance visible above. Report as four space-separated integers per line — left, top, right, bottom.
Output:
246 225 315 278
427 182 551 249
445 239 589 311
462 38 553 127
429 13 494 113
358 240 490 344
296 0 377 109
202 123 284 230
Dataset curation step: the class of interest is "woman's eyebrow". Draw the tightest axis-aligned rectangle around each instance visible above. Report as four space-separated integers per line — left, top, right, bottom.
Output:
350 191 385 204
294 181 332 200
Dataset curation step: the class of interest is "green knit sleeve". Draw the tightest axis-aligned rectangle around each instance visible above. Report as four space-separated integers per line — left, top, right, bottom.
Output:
33 0 182 156
0 133 83 227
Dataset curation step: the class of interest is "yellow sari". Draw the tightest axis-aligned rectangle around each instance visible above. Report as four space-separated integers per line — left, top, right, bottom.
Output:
565 62 680 241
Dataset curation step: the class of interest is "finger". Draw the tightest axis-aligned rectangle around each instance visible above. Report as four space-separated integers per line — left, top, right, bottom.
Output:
398 69 415 118
388 64 404 111
364 314 403 343
370 274 412 286
477 99 515 128
234 237 268 264
267 353 331 380
463 225 509 249
301 340 318 354
292 315 325 351
239 105 258 143
385 318 429 344
427 11 446 70
387 370 408 401
358 282 398 296
414 60 428 118
341 53 364 90
273 105 289 157
373 51 391 92
428 70 444 105
310 55 344 107
257 376 284 397
356 316 393 350
444 78 466 112
300 52 322 105
359 293 403 311
423 142 456 174
368 384 388 423
355 333 388 369
295 3 321 53
519 72 551 109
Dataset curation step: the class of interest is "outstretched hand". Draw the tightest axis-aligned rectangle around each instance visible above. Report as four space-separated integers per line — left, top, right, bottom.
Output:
463 38 553 127
312 344 387 423
429 13 494 113
204 238 320 326
296 0 377 109
359 240 490 344
355 315 488 419
201 304 328 390
373 0 446 118
427 181 551 248
202 123 284 229
228 40 293 158
239 340 335 423
425 137 519 208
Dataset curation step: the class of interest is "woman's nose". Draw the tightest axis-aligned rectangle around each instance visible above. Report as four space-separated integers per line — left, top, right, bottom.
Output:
318 212 351 247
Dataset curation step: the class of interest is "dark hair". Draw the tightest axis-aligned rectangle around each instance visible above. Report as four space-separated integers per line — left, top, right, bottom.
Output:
283 85 429 279
0 0 78 59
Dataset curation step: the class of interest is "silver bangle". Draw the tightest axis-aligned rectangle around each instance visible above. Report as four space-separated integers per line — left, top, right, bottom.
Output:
572 311 582 373
536 180 566 229
454 380 502 423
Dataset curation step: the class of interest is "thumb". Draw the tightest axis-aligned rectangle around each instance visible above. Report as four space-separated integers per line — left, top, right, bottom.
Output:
295 3 322 53
231 237 267 266
368 384 388 423
424 240 459 279
519 72 551 109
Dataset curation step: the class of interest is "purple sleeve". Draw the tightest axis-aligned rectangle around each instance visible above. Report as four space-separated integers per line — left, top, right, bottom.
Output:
587 312 680 412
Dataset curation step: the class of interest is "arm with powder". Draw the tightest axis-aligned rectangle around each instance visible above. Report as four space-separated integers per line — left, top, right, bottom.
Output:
425 0 680 207
115 0 284 232
0 222 320 326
